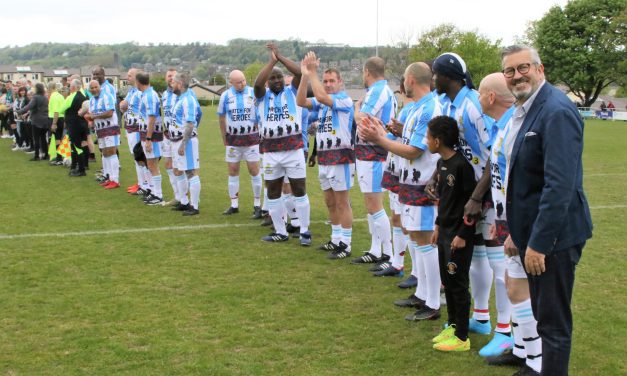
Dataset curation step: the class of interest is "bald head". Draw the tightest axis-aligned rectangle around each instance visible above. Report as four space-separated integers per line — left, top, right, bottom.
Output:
229 70 247 92
478 73 515 118
88 79 101 97
364 57 385 78
127 68 139 85
403 62 432 99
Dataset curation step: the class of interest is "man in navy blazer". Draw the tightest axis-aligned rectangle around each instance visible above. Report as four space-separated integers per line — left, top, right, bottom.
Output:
502 45 593 376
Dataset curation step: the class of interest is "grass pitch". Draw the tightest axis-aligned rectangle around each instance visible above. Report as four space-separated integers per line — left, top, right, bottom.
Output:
0 113 625 375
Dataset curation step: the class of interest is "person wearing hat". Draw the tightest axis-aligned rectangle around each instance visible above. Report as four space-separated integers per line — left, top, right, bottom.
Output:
432 52 514 356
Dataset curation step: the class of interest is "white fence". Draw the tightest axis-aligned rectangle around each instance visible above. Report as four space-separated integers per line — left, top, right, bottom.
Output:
577 108 627 121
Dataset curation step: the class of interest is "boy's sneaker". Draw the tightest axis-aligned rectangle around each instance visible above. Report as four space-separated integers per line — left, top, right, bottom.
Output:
393 294 425 308
300 231 312 246
373 265 404 277
432 324 456 343
351 252 388 264
317 241 337 251
469 318 492 335
327 242 351 259
369 261 391 272
261 233 289 242
405 306 441 321
433 336 470 352
398 275 418 289
478 332 514 357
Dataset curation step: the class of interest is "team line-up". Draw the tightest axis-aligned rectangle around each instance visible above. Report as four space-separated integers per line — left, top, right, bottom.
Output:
4 42 592 376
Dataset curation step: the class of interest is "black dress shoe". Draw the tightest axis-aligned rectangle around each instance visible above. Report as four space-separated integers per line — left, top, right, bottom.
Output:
512 365 540 376
69 170 86 177
486 351 526 367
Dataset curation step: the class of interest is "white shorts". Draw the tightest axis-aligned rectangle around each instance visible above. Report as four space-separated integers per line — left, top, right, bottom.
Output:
125 131 140 154
98 135 120 149
263 150 306 181
318 163 355 191
172 138 200 171
356 160 384 193
506 255 528 279
142 140 162 159
225 145 260 163
401 204 436 232
161 137 173 158
389 191 402 215
478 206 496 239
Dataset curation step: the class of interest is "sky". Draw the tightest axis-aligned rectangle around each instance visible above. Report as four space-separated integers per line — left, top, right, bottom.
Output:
0 0 569 48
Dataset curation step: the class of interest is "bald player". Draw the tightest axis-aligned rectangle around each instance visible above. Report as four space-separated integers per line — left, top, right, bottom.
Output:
119 68 147 194
466 73 542 372
218 69 262 217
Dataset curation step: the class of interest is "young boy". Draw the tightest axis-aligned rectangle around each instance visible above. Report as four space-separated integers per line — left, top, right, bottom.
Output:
426 115 476 352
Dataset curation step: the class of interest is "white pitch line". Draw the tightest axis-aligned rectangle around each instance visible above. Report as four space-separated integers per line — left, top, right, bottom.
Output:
0 218 365 241
585 173 627 177
0 205 624 241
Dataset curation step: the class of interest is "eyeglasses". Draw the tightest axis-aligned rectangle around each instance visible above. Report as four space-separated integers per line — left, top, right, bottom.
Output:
502 63 536 78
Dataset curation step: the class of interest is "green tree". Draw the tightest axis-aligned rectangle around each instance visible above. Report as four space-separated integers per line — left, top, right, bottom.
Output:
209 74 226 86
408 24 501 85
529 0 627 107
193 65 209 81
243 61 265 84
150 75 167 94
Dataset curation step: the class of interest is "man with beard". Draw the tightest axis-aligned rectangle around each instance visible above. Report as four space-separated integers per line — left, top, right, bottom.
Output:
254 43 311 246
119 68 148 195
502 45 592 376
170 72 203 216
136 72 165 205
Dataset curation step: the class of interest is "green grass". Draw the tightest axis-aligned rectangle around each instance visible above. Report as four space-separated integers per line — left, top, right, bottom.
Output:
0 114 625 375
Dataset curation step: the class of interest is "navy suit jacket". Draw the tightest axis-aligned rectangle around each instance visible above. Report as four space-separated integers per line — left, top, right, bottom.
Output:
506 82 592 254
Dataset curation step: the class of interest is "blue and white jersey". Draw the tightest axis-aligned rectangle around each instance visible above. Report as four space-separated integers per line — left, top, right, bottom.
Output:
162 88 177 139
256 85 302 153
217 86 258 147
89 92 119 138
357 79 397 161
123 86 142 132
138 86 163 141
442 86 494 180
101 79 117 101
398 94 443 206
489 106 516 221
171 89 200 140
382 101 417 193
311 91 354 165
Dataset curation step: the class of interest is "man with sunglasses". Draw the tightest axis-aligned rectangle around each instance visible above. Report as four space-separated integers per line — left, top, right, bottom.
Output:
502 45 592 376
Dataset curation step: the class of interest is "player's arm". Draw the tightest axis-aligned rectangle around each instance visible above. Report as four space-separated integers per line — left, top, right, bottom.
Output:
302 52 332 108
254 48 278 99
219 115 227 146
296 53 316 109
464 158 491 218
357 116 423 159
267 43 302 89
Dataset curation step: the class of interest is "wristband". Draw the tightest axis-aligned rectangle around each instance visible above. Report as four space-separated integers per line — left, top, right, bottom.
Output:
146 137 152 141
469 197 481 203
